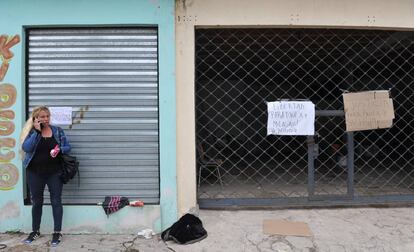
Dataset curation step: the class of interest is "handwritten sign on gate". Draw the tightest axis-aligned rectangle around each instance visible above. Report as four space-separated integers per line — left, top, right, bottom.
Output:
267 101 315 136
49 107 73 125
343 90 394 131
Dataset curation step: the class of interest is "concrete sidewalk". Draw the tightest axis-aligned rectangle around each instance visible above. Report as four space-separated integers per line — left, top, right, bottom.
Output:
1 207 414 251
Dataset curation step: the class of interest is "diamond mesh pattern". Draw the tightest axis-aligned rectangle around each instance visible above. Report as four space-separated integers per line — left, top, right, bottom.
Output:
195 28 414 202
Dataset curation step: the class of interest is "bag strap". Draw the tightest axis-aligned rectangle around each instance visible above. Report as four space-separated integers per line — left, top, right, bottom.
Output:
55 126 62 150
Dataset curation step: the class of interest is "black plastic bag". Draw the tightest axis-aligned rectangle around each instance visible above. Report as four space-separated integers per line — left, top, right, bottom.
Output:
161 213 207 245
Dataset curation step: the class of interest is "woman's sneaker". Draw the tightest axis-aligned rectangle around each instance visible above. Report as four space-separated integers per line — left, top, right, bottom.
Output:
51 232 62 247
24 231 40 244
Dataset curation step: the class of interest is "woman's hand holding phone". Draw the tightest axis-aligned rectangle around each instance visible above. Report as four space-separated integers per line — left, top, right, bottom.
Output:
33 118 42 131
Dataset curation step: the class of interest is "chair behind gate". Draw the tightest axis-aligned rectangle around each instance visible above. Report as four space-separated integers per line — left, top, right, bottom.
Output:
196 143 223 188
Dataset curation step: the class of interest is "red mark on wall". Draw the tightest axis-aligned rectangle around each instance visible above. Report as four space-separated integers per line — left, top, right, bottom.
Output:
0 35 20 82
0 84 16 110
0 34 19 190
0 35 20 60
0 138 15 162
0 164 19 190
0 84 18 190
0 85 17 137
0 62 8 82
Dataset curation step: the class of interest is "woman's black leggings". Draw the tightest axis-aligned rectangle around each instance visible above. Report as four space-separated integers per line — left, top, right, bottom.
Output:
27 169 63 232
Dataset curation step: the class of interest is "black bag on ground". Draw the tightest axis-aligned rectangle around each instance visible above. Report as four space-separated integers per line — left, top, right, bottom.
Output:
60 154 79 184
161 213 208 244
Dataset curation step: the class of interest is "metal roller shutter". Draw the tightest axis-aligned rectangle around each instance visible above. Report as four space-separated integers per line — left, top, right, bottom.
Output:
27 28 159 204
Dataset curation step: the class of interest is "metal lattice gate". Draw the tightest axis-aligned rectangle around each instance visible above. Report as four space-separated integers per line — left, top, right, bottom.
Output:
195 28 414 207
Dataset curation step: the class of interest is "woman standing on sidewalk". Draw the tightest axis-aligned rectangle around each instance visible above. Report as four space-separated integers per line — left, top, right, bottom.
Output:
20 106 71 247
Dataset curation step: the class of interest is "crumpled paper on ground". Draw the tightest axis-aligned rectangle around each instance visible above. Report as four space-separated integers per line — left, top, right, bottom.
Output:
137 229 156 239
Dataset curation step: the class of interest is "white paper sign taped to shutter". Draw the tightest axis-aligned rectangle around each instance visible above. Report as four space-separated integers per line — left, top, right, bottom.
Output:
267 101 315 136
49 107 72 125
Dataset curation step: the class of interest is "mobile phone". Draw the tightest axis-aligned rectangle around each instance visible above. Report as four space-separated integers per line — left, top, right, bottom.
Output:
33 117 44 130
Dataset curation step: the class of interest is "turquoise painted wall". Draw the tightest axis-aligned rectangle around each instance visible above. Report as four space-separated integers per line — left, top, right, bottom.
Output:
0 0 177 233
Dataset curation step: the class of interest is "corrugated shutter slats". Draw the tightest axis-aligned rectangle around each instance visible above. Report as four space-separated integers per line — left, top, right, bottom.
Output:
27 28 159 204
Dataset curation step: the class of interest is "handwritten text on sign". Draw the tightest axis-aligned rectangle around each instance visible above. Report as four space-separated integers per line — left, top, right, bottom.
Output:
49 107 72 125
267 101 315 135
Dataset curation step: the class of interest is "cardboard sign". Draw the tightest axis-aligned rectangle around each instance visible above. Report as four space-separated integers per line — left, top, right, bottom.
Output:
267 101 315 136
49 107 72 125
343 91 394 132
263 219 312 237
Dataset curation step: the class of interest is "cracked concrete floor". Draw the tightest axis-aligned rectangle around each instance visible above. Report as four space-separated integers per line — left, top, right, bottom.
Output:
1 207 414 251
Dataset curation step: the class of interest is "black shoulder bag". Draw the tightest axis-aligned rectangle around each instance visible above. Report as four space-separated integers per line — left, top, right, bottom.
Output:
61 154 79 184
57 127 80 185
